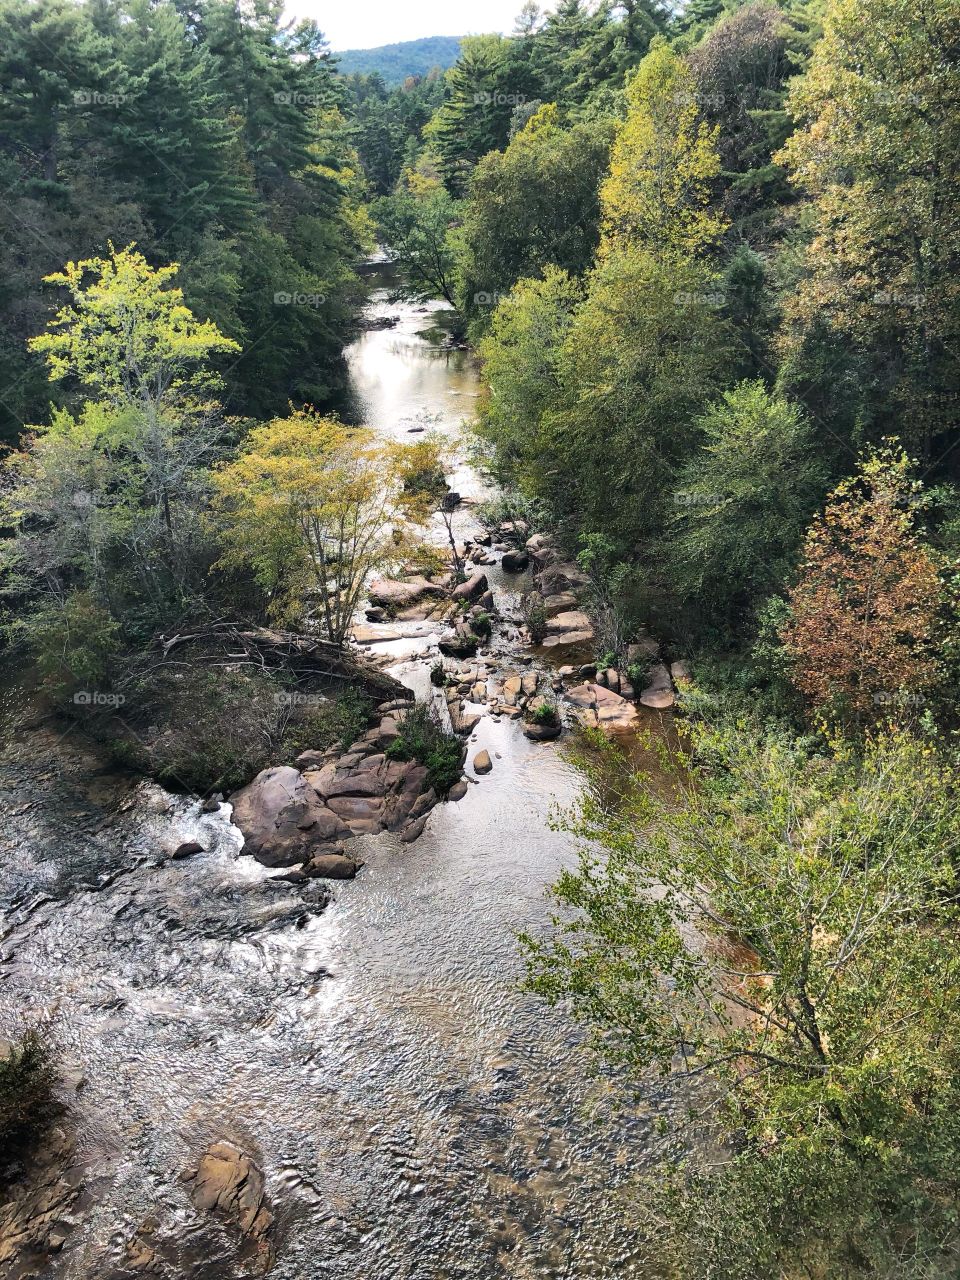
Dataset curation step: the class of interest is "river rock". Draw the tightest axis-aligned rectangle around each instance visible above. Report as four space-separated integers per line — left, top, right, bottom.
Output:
231 766 351 866
170 840 205 860
473 749 493 774
452 571 488 601
566 683 640 732
523 721 562 742
538 562 590 596
671 660 692 686
501 549 529 573
201 792 223 813
352 623 403 645
542 591 577 617
181 1141 273 1272
545 610 593 636
447 780 469 801
305 853 360 879
368 576 443 609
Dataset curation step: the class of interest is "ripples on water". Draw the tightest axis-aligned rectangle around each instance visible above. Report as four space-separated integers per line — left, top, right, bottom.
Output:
0 288 675 1278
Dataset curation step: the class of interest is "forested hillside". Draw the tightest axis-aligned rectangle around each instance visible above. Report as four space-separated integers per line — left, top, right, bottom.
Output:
336 35 463 83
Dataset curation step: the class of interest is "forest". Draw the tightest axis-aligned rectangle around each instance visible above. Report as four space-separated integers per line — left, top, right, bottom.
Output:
1 0 960 1276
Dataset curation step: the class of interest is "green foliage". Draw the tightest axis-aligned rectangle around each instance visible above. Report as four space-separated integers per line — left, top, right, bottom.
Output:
471 611 493 639
528 698 559 727
0 1025 57 1160
524 718 960 1276
521 593 548 645
666 381 827 628
384 701 464 794
373 186 460 306
456 104 614 335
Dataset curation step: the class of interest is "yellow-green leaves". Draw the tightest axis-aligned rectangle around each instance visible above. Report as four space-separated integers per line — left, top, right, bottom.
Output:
29 245 240 414
600 40 727 260
210 410 427 644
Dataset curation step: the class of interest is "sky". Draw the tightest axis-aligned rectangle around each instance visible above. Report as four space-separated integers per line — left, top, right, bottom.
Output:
291 0 549 52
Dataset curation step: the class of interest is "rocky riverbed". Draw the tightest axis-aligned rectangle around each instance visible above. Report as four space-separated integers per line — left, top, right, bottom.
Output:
0 282 687 1280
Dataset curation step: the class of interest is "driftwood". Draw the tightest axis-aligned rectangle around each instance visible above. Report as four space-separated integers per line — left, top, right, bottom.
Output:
129 623 411 704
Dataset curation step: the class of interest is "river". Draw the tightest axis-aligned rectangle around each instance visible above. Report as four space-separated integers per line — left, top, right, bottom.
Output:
0 281 672 1278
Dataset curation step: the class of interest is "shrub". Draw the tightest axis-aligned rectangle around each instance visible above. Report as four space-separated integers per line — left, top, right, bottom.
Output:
477 491 544 549
0 1026 57 1161
385 702 464 794
528 698 560 727
429 661 447 687
471 611 492 639
521 594 548 644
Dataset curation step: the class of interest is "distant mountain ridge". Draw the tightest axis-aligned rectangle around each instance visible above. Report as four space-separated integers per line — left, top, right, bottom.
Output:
335 35 463 84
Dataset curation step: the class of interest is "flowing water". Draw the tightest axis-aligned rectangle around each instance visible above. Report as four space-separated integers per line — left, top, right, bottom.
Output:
0 281 674 1279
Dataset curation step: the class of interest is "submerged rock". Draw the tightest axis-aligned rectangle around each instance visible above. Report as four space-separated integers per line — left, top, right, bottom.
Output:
181 1141 274 1274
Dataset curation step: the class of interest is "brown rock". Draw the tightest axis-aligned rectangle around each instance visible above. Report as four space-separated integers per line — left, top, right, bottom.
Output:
368 576 443 608
451 571 488 601
170 840 204 860
231 766 351 866
542 591 577 617
473 749 493 774
447 780 469 801
182 1141 273 1271
305 854 360 879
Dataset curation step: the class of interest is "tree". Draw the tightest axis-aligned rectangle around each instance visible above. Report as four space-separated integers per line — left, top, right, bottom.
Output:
476 265 583 494
372 184 460 306
456 103 613 334
28 245 239 414
599 39 727 259
780 448 943 720
523 720 960 1277
667 381 826 629
210 410 426 644
777 0 960 458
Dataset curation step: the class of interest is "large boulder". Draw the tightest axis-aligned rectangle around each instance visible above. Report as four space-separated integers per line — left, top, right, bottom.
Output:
501 549 530 573
230 766 351 866
538 562 590 597
452 571 488 601
542 591 578 617
566 683 640 733
545 609 594 636
181 1142 273 1273
368 576 444 609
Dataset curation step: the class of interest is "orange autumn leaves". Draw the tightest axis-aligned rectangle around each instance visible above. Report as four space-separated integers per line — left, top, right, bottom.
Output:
780 448 943 720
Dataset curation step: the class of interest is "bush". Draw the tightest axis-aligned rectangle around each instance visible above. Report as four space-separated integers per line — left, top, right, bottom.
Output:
0 1026 56 1160
109 668 372 794
477 491 544 549
429 661 447 687
521 593 548 644
528 698 560 727
471 611 492 639
385 702 464 794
